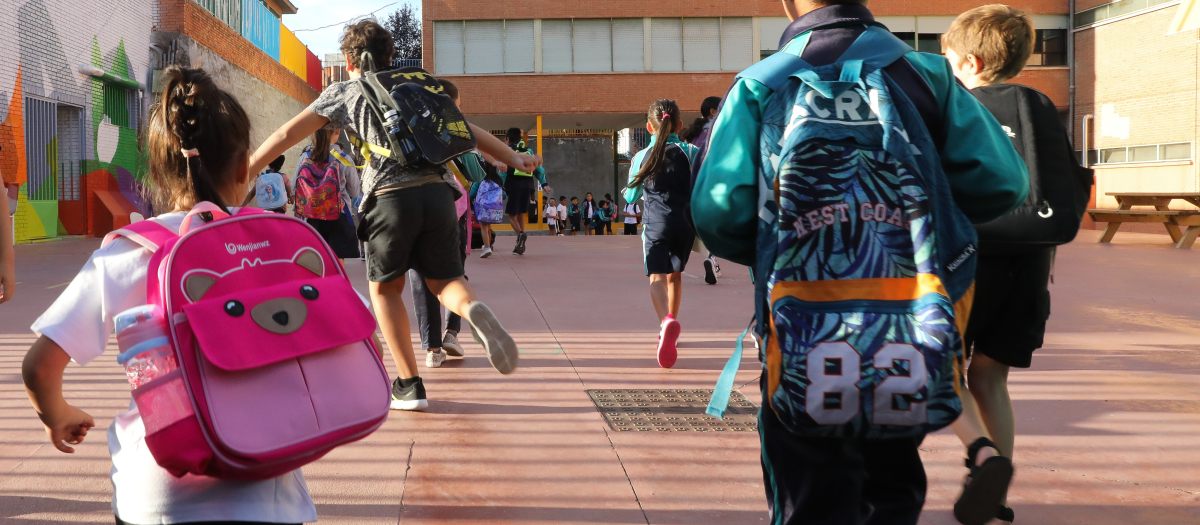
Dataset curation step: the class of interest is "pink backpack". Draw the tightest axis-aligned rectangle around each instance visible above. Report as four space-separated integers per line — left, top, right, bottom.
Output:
295 157 341 220
103 203 390 481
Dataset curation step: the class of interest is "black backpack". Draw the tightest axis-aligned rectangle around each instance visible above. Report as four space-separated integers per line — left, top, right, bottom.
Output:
970 84 1093 252
355 53 476 169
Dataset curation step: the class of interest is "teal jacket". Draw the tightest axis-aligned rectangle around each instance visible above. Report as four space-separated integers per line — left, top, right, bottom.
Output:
500 141 548 187
692 28 1028 267
623 133 700 204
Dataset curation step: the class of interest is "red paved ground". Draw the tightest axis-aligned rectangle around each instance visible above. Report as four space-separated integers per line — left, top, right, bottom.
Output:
0 230 1198 524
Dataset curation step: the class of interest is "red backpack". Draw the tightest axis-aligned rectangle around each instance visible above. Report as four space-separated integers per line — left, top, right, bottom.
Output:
295 156 341 220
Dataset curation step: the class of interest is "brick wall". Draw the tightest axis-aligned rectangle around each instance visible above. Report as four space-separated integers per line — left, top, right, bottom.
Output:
157 0 318 105
1011 68 1071 108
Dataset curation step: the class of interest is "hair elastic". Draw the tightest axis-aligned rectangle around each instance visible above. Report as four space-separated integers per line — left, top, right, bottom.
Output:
181 148 200 158
661 112 670 119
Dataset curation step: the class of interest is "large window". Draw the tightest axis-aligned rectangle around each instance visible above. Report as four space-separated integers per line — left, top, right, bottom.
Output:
435 18 753 75
1081 142 1192 165
1075 0 1177 28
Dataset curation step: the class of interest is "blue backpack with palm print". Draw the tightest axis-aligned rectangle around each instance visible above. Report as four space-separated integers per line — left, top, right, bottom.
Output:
708 26 978 439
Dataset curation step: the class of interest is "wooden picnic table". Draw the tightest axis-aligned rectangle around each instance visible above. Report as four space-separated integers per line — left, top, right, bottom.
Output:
1088 192 1200 248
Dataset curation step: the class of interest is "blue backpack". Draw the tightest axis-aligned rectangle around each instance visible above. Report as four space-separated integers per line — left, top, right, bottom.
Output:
708 26 978 439
473 179 505 224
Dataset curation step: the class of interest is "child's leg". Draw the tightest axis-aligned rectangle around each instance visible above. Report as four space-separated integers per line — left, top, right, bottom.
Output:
968 353 1015 458
407 270 442 351
648 274 670 323
950 386 1001 465
667 272 683 317
481 223 493 248
369 279 418 379
426 276 518 374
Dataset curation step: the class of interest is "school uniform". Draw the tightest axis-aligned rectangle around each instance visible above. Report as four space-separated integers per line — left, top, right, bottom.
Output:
691 4 1029 524
623 134 699 275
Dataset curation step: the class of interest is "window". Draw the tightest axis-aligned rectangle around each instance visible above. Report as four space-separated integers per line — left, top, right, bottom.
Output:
505 20 535 73
1027 29 1066 66
542 20 573 73
574 19 613 72
917 33 943 54
435 21 465 74
651 18 683 71
683 18 721 71
612 19 645 72
720 18 754 71
464 21 504 74
1075 0 1176 28
1083 142 1193 165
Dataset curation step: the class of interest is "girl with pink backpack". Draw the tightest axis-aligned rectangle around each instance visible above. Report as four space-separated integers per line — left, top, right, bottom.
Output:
21 67 389 525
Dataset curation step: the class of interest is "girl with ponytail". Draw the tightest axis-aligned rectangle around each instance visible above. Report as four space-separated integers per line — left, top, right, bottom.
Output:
24 66 317 524
621 99 701 368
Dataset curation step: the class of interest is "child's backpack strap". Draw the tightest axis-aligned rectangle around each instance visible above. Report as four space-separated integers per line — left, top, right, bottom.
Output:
102 219 178 253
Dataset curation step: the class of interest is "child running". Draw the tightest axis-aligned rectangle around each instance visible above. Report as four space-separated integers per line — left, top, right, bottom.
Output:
623 100 699 368
248 18 541 410
502 128 551 254
293 127 360 264
22 67 318 525
693 1 1029 524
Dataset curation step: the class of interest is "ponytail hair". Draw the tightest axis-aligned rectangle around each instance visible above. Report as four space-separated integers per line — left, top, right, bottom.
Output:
146 67 250 213
628 99 681 190
312 127 336 164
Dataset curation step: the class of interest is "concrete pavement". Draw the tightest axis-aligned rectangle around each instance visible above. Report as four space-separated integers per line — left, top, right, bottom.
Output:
0 229 1197 524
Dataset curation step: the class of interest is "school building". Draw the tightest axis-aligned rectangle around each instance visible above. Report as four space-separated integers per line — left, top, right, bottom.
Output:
1 0 322 244
421 0 1073 224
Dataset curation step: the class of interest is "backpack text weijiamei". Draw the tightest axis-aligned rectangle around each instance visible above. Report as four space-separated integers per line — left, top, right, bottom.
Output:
970 84 1093 252
709 26 978 439
294 156 341 220
256 171 289 210
104 204 390 480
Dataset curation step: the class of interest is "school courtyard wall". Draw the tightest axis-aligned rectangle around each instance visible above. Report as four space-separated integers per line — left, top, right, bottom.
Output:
1074 3 1199 233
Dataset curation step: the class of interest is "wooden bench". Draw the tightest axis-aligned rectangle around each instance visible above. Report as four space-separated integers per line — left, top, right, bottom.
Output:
1087 209 1200 248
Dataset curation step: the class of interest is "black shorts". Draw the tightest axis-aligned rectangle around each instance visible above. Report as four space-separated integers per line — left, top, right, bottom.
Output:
307 213 359 260
570 217 581 231
642 223 693 275
358 182 464 283
963 247 1054 368
504 176 535 216
623 223 638 235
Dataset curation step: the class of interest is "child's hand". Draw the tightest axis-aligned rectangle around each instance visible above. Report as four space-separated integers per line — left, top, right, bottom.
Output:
508 152 542 173
41 404 95 453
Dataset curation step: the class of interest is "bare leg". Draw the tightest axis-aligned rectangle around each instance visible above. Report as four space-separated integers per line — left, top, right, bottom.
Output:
649 274 670 323
508 213 524 234
969 353 1015 459
667 272 683 317
425 276 478 319
369 279 418 380
481 224 493 249
950 387 999 466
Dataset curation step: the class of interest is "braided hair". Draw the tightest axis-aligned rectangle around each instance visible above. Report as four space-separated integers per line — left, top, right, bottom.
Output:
146 67 250 213
627 99 681 190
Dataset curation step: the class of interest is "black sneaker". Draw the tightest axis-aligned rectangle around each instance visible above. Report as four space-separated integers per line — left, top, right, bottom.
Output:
515 232 527 255
390 377 428 411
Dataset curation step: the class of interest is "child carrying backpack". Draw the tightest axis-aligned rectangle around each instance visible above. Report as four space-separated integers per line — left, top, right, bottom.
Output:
242 154 291 213
295 128 361 263
623 100 700 368
694 2 1029 525
21 67 389 525
941 7 1093 524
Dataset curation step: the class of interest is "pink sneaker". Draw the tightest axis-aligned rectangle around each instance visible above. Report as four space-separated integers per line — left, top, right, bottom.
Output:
657 314 680 368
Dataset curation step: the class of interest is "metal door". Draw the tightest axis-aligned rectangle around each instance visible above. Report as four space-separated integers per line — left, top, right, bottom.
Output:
23 97 58 239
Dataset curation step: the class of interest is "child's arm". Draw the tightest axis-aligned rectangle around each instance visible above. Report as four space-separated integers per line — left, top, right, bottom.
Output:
907 54 1029 222
691 79 772 267
470 123 542 173
250 111 330 175
241 180 258 207
23 336 95 453
0 192 13 304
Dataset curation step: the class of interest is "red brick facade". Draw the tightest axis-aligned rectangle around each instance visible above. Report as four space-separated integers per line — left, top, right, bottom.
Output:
424 0 1071 117
156 0 318 104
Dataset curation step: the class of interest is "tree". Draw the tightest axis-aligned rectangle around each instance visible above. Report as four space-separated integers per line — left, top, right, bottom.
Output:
385 4 422 61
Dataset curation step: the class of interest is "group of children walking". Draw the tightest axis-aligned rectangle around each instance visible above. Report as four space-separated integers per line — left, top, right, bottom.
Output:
16 2 1085 524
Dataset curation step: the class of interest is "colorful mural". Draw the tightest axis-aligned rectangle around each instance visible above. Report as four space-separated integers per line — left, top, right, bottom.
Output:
0 0 151 243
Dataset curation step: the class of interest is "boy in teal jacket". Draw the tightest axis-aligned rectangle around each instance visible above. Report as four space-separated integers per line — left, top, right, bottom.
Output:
691 1 1028 524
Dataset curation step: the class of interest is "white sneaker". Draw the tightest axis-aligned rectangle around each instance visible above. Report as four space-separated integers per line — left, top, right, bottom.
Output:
425 348 447 368
712 257 722 278
442 331 464 357
480 247 493 258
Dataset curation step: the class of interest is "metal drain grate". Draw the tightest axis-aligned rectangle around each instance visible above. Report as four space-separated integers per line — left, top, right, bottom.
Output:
587 389 758 432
